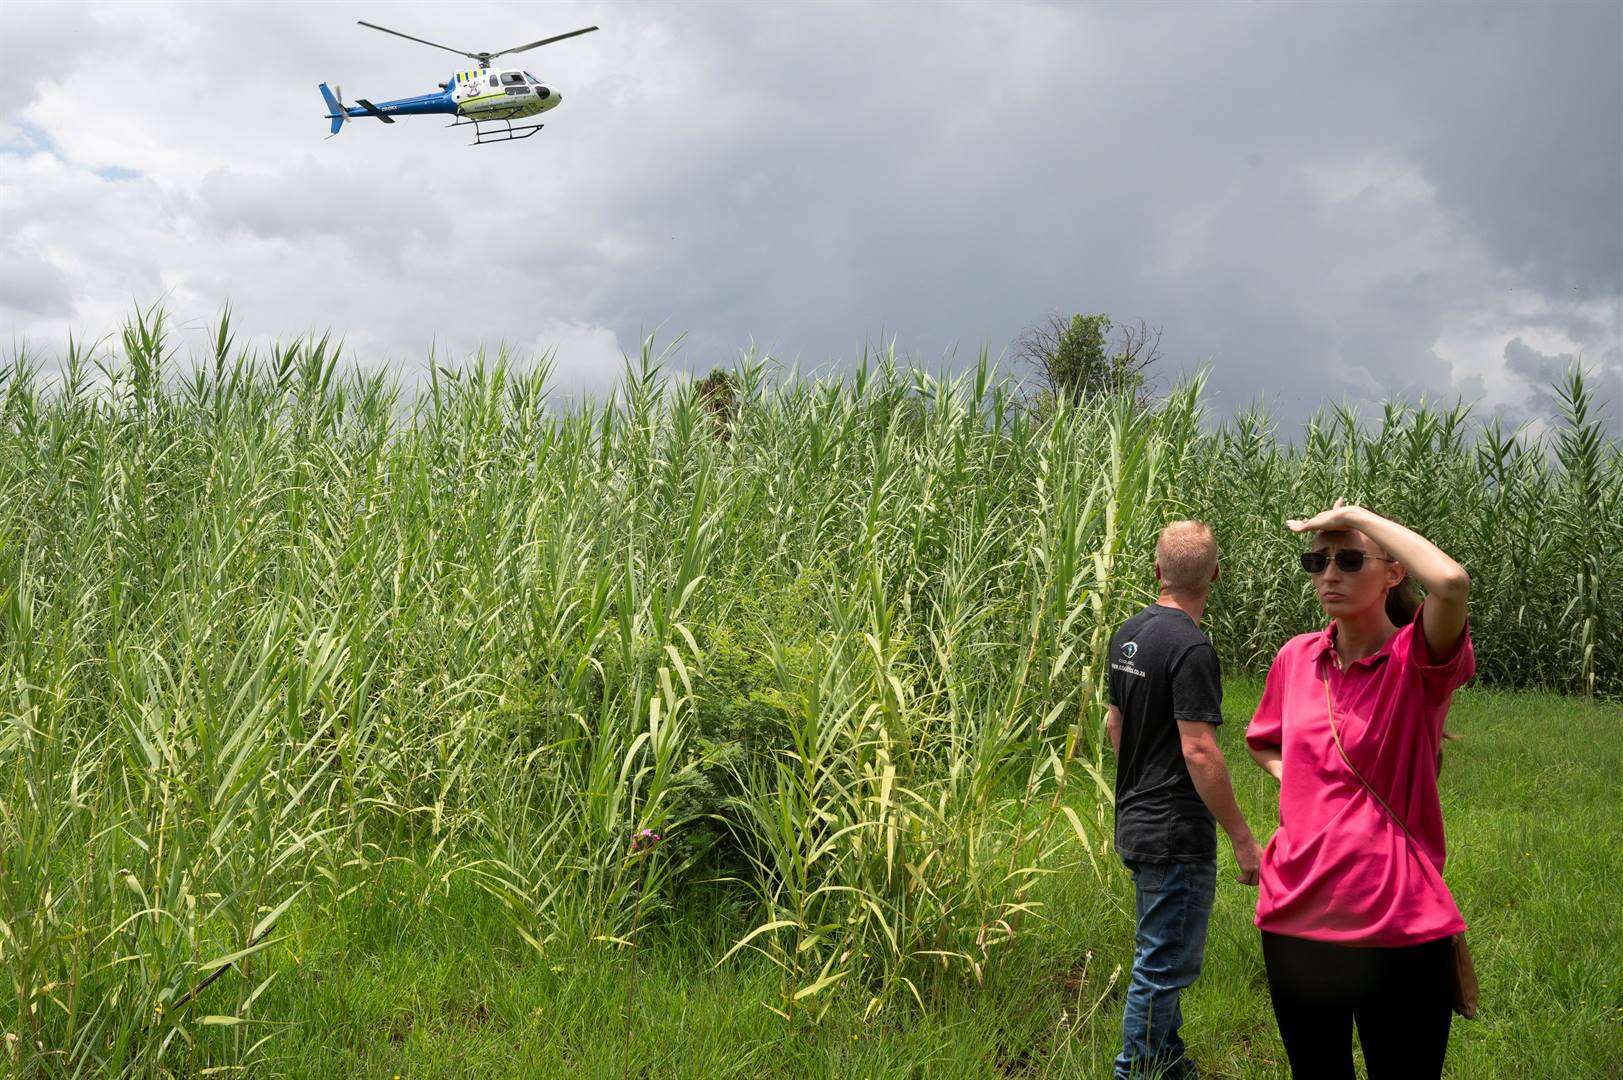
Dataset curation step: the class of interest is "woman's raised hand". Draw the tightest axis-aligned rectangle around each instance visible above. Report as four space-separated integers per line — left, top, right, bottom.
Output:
1286 497 1361 534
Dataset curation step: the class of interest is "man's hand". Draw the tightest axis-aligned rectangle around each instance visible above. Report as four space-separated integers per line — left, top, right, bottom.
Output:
1232 833 1264 886
1179 720 1262 886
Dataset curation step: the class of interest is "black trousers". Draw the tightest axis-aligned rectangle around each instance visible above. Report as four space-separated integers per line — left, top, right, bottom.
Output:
1261 931 1453 1079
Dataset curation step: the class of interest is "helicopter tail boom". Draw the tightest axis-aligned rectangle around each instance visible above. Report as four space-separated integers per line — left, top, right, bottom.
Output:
319 83 346 136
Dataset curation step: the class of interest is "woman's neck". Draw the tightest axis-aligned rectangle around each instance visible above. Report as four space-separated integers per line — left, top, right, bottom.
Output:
1333 607 1398 665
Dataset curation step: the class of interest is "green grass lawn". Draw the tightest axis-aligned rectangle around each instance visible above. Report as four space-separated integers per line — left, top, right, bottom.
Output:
247 678 1620 1078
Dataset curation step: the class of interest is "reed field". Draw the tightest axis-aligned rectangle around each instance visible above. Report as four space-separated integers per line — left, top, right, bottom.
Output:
1 308 1619 1077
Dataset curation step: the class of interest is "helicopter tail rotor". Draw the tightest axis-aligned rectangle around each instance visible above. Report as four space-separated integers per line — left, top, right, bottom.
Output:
319 82 348 137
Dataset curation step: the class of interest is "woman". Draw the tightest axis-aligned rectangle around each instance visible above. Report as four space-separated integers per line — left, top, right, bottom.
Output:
1245 500 1473 1079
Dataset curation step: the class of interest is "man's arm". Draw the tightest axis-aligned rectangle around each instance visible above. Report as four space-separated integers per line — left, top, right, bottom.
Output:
1180 720 1263 885
1106 705 1123 757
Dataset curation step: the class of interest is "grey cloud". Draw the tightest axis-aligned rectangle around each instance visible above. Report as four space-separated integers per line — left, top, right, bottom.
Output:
0 1 1616 433
196 161 453 265
1388 5 1622 299
530 2 1620 428
1504 337 1575 385
1499 336 1623 429
0 248 74 318
0 1 112 124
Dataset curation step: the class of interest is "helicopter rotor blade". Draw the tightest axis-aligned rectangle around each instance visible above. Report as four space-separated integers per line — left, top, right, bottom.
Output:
488 26 599 60
356 20 481 61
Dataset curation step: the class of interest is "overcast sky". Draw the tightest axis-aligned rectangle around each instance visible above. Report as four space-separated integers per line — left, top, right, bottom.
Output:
2 0 1619 428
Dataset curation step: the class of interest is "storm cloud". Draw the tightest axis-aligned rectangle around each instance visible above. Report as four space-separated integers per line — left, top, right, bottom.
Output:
1 0 1618 428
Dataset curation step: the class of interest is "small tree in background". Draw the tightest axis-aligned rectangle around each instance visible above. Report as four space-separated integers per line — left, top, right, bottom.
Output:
1016 312 1161 409
695 367 738 442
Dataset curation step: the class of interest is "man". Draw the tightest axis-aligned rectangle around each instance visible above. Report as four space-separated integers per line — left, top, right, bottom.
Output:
1106 520 1264 1080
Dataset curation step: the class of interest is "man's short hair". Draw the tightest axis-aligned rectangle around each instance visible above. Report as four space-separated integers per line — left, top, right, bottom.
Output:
1157 520 1218 593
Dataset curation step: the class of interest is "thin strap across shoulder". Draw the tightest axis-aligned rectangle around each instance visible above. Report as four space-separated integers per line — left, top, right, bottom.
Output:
1322 673 1419 843
1322 669 1479 1019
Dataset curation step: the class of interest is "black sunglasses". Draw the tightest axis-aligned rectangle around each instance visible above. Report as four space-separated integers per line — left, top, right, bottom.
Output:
1299 550 1399 574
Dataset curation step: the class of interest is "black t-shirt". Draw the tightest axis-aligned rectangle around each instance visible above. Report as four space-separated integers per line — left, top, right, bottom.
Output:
1107 604 1222 863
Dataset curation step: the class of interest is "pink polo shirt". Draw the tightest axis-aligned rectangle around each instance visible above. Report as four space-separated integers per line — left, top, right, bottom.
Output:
1245 604 1474 946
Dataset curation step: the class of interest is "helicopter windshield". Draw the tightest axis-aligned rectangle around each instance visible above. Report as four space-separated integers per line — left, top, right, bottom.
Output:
524 72 539 83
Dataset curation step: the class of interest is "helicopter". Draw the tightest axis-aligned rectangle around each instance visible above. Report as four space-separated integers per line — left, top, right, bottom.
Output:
319 20 597 146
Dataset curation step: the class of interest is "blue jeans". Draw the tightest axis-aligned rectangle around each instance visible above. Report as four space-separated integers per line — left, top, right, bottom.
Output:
1114 858 1217 1079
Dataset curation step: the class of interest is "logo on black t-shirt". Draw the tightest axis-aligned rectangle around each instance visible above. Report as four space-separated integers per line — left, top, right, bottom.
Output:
1112 639 1148 679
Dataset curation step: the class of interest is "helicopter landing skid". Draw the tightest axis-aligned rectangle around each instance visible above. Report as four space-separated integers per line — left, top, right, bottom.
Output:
450 110 545 146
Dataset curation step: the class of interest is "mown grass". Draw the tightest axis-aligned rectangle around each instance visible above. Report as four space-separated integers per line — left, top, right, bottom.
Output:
238 677 1619 1078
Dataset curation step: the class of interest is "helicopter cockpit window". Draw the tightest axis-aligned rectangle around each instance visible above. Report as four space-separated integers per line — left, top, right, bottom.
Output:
500 72 526 86
524 72 538 83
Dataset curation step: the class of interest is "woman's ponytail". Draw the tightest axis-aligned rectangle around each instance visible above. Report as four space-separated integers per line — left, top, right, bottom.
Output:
1386 575 1419 627
1359 507 1421 627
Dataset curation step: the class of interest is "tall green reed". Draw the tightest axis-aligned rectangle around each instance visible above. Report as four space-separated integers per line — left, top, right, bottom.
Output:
0 307 1615 1073
1191 373 1620 696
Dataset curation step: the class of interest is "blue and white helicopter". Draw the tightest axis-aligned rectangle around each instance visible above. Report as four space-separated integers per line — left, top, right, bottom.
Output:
319 20 597 146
